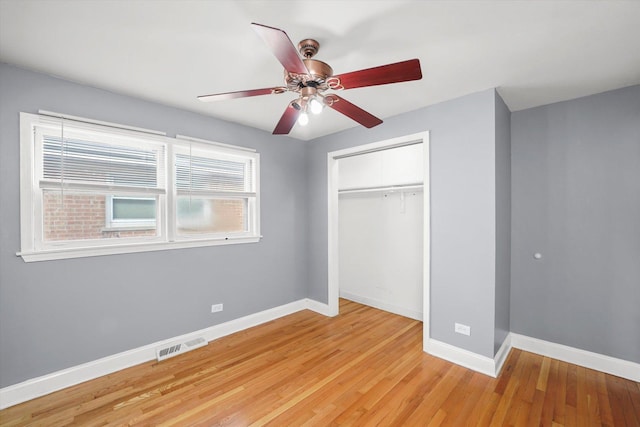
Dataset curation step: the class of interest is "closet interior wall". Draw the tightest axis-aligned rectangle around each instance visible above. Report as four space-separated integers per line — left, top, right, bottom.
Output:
337 143 424 320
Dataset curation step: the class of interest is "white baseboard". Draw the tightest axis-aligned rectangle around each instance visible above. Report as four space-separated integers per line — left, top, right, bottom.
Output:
494 333 512 376
0 298 325 410
339 290 422 321
303 298 334 317
510 333 640 382
426 332 639 382
425 338 502 378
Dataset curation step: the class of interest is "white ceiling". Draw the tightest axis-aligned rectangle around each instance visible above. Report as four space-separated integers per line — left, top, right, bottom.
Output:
1 0 639 140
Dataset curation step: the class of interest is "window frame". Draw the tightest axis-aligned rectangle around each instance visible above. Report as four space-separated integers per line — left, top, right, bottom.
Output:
18 112 261 262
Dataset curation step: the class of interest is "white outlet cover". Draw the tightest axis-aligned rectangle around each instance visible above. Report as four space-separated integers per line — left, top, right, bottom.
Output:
454 322 471 336
211 304 224 313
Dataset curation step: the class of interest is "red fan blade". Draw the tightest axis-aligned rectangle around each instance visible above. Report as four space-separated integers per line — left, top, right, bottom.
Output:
198 87 286 102
331 59 422 90
273 103 300 135
325 95 383 128
251 23 308 74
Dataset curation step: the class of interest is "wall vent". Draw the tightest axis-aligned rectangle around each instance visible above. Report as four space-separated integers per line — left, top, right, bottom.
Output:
156 336 207 361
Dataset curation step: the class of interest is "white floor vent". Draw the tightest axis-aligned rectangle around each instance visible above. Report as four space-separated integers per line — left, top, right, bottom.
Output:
156 336 207 361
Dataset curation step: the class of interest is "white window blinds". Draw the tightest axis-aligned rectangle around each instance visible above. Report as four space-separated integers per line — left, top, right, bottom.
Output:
38 127 165 194
174 148 255 195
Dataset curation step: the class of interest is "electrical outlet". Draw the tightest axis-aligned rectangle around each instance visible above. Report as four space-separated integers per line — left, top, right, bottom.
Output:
454 322 470 336
211 303 223 313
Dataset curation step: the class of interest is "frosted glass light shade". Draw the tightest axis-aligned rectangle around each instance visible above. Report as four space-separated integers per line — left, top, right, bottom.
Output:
309 98 323 115
297 112 309 126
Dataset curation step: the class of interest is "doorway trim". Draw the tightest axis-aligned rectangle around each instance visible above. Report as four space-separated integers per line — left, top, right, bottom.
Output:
327 131 430 347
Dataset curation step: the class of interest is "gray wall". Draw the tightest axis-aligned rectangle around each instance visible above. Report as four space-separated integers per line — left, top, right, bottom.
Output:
510 85 640 363
0 63 309 387
494 92 511 355
6 59 635 391
308 89 500 358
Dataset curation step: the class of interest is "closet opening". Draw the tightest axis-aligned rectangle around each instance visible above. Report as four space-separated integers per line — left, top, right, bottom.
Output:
327 131 430 347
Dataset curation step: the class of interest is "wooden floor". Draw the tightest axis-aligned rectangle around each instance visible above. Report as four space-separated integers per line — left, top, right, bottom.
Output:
1 300 639 426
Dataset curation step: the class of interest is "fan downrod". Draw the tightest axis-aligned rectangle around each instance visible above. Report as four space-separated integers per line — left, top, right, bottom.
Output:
298 39 320 58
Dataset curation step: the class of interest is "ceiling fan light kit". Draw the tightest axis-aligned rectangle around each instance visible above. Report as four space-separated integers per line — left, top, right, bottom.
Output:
198 23 423 135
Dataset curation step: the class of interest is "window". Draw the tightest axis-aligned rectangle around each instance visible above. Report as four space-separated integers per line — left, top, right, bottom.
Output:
173 146 255 236
19 112 260 262
106 196 157 230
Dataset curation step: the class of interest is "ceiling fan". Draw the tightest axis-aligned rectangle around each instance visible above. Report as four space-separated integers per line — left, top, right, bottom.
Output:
198 23 423 135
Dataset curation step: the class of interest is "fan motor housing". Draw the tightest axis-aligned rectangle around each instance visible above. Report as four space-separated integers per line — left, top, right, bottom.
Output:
284 59 334 92
303 59 333 80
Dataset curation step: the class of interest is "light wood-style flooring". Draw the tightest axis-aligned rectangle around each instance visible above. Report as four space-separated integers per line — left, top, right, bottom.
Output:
1 299 639 426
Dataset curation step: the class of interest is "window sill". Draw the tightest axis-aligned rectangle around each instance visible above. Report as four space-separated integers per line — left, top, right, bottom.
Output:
17 236 262 262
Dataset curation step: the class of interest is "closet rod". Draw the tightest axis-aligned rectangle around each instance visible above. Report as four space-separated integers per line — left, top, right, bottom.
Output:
339 183 423 195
